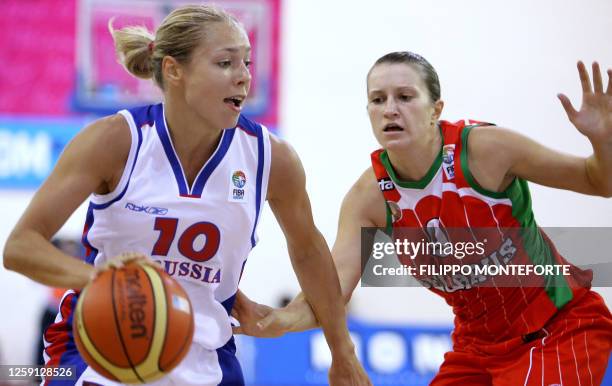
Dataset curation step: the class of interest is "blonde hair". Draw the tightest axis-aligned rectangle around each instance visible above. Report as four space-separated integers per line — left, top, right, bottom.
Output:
109 5 239 89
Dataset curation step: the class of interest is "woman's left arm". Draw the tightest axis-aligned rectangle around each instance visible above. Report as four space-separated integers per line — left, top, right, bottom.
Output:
469 61 612 197
265 135 370 386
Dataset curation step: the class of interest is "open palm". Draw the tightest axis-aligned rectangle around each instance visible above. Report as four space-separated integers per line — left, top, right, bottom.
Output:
558 61 612 143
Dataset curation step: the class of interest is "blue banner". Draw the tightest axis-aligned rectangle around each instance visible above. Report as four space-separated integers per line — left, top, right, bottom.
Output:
236 320 451 386
0 116 87 189
236 319 612 385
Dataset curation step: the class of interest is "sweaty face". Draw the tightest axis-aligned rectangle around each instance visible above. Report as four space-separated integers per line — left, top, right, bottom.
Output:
181 22 252 130
367 63 438 150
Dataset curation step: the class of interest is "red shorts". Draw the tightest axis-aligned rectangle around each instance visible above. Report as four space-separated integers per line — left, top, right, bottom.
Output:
431 290 612 386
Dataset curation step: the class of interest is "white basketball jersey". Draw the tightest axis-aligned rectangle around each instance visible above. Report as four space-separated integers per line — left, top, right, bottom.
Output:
82 103 271 350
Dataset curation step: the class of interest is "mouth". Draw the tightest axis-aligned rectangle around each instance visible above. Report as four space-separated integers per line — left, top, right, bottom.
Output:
223 95 246 111
383 123 404 132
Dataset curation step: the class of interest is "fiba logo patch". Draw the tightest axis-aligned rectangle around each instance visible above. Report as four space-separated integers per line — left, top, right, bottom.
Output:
232 171 246 188
442 144 455 180
387 201 403 223
229 170 247 202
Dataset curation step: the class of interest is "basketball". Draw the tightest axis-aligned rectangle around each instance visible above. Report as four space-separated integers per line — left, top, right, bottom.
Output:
72 262 194 384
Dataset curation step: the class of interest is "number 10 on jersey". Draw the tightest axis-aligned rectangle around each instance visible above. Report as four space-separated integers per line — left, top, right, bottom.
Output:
152 218 221 262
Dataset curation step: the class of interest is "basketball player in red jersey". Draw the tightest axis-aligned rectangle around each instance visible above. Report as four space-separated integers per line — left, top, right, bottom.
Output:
2 5 370 386
233 52 612 385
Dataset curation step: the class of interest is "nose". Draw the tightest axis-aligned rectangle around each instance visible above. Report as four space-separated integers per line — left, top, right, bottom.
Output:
383 98 399 118
235 63 251 87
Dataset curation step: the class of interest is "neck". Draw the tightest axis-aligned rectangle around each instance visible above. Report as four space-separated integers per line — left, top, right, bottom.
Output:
386 125 441 182
163 94 223 160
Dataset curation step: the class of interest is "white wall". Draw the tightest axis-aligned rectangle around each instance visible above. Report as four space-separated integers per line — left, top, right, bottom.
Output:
1 0 611 365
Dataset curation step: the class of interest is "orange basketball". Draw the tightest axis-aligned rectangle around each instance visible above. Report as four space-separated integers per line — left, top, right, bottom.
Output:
72 262 194 384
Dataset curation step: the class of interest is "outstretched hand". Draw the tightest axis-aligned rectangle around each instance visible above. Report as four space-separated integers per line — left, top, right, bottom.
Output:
231 300 302 338
231 291 319 337
558 61 612 144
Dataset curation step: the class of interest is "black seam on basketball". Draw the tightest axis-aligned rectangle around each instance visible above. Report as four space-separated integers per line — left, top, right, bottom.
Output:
80 287 122 370
79 290 125 371
158 275 171 371
112 268 146 384
137 267 158 376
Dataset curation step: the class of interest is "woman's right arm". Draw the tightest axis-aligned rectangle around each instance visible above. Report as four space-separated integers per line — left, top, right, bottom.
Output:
3 114 131 289
330 167 387 304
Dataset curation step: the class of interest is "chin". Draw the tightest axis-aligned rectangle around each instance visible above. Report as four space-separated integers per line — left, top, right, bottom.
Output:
383 138 412 152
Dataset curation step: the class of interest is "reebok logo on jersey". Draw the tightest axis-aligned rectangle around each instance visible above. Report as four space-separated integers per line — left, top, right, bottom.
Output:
378 178 394 191
125 202 168 215
228 170 248 203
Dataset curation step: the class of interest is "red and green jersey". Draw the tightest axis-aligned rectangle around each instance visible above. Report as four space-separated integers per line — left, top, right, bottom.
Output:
371 119 592 345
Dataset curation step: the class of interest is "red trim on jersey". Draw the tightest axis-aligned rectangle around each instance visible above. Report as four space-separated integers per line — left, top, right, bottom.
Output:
370 149 401 203
237 125 258 137
43 292 77 385
179 193 201 199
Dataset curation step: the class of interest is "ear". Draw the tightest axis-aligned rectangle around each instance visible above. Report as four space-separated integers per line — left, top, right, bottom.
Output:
161 56 183 86
432 99 444 121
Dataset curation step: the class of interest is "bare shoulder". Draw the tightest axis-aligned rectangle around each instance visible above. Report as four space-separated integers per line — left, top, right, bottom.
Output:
467 125 523 191
341 167 386 228
267 134 305 200
468 125 520 158
12 114 133 235
269 133 299 168
64 113 132 192
468 125 501 150
79 114 131 158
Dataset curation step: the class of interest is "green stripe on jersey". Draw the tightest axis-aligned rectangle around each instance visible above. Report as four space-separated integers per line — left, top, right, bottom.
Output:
506 180 573 308
380 149 442 189
384 202 393 235
461 125 572 308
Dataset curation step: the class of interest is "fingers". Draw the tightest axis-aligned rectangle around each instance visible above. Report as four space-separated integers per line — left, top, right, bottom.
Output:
116 252 148 265
592 62 603 94
89 266 104 281
90 253 157 282
577 61 592 94
607 69 612 95
257 314 272 330
232 325 243 335
117 252 163 270
557 93 577 120
256 313 285 337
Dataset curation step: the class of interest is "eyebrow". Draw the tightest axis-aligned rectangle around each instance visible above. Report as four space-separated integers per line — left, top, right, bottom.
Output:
218 47 252 53
368 86 418 94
